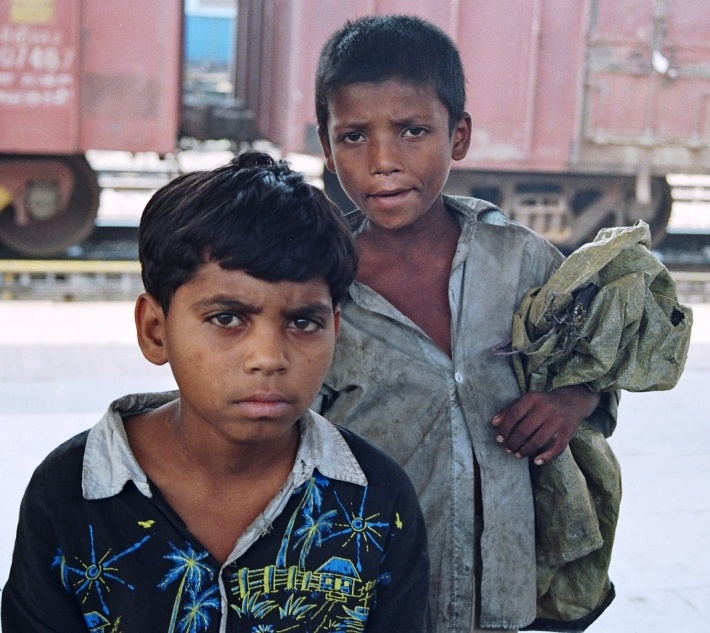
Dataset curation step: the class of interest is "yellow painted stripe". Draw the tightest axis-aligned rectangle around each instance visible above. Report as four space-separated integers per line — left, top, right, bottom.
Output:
0 260 141 274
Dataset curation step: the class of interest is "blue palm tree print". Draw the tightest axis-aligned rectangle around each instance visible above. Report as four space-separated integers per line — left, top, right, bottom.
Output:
276 472 331 567
158 542 217 633
293 508 337 568
178 584 220 633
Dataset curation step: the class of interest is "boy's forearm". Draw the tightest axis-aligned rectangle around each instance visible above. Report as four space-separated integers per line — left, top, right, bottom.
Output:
557 384 600 418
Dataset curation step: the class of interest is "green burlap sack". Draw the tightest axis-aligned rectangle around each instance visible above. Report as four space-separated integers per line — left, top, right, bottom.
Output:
511 221 692 394
511 221 692 630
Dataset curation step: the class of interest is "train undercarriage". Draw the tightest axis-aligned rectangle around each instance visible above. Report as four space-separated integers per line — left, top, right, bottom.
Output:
324 167 674 254
0 155 100 258
0 154 678 258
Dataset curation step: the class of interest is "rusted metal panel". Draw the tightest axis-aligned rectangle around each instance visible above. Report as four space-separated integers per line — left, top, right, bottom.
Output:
458 0 588 172
0 0 182 156
579 0 710 173
79 0 182 153
239 0 710 176
0 0 81 153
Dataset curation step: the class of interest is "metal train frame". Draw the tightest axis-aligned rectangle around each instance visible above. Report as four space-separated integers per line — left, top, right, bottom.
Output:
1 0 710 256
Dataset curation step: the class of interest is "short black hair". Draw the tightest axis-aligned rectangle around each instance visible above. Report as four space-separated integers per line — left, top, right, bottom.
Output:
139 151 357 312
315 14 466 134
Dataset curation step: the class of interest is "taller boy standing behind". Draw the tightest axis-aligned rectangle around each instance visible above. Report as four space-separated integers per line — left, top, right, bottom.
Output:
315 15 616 633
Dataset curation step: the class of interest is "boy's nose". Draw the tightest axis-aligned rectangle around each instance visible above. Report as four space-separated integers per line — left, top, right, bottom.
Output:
243 327 289 375
369 137 401 176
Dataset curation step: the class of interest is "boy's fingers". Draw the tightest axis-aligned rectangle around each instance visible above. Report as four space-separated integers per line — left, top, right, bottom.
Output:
494 390 588 464
513 429 552 458
502 419 533 451
493 393 554 449
492 396 535 434
532 438 565 465
532 422 579 465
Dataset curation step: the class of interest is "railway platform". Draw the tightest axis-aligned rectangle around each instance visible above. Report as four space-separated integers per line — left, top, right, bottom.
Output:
0 300 708 632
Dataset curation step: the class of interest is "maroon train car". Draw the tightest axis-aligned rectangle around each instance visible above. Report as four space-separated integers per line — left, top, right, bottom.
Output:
2 0 710 256
236 0 710 249
0 0 181 256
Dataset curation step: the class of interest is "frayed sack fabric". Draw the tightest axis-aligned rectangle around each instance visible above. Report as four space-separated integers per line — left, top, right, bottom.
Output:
510 220 692 395
502 221 693 630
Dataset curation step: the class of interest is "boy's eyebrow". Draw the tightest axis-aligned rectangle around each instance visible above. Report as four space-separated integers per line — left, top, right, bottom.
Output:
394 113 432 124
195 297 333 317
332 114 434 131
283 302 334 319
196 297 260 313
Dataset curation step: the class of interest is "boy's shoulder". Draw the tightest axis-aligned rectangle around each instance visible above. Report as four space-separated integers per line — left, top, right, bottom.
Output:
24 429 90 500
26 392 178 502
444 194 564 264
330 419 416 493
444 194 556 241
308 408 413 489
444 194 508 226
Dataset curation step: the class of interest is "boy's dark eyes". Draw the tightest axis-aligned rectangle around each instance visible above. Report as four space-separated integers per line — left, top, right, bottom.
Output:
210 313 243 328
208 313 322 332
339 131 365 143
338 127 428 142
288 317 323 333
403 126 428 137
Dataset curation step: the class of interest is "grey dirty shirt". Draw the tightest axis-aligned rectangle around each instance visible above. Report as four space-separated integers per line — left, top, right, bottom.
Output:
317 196 565 631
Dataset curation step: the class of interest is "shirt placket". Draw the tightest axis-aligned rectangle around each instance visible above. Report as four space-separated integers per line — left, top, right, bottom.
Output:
447 262 477 632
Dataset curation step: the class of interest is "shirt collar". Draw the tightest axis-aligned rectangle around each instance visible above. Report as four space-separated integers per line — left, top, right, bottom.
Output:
344 194 504 235
82 391 367 501
346 195 507 309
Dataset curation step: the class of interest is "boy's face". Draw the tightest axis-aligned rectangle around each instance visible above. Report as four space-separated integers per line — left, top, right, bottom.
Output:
136 263 339 446
319 78 471 231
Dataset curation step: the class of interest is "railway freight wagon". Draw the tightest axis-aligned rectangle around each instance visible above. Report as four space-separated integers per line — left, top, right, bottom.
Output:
2 0 710 257
0 0 182 256
235 0 710 251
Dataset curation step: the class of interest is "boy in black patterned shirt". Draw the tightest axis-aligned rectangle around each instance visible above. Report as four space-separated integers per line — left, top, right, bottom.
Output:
2 152 429 632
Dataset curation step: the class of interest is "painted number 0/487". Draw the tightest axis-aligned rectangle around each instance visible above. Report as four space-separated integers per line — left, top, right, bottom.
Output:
0 45 74 72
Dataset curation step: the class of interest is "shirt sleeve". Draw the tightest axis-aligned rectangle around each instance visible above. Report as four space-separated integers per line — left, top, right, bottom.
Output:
584 389 620 437
1 475 89 632
365 470 431 633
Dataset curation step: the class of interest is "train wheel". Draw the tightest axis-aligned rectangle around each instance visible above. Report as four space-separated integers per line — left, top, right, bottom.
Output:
625 176 673 246
0 155 100 257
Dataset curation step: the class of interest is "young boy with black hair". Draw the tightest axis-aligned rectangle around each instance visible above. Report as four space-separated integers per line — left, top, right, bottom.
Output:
1 152 430 632
314 15 619 633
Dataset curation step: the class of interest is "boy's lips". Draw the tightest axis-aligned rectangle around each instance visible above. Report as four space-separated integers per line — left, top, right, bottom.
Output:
233 392 293 419
370 187 410 197
368 187 413 208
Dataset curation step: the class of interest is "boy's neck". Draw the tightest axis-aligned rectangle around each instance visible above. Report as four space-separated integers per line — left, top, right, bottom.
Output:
357 195 458 256
126 403 300 565
355 199 460 356
130 401 300 479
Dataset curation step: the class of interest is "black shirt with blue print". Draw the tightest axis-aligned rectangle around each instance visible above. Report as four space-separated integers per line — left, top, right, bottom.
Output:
1 411 429 632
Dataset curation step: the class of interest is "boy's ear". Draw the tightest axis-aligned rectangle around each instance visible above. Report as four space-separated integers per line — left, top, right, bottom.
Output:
318 127 337 173
451 112 472 162
333 307 341 338
134 293 169 366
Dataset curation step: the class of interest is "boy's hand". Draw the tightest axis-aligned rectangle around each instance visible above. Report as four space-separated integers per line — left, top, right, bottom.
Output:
491 386 600 466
